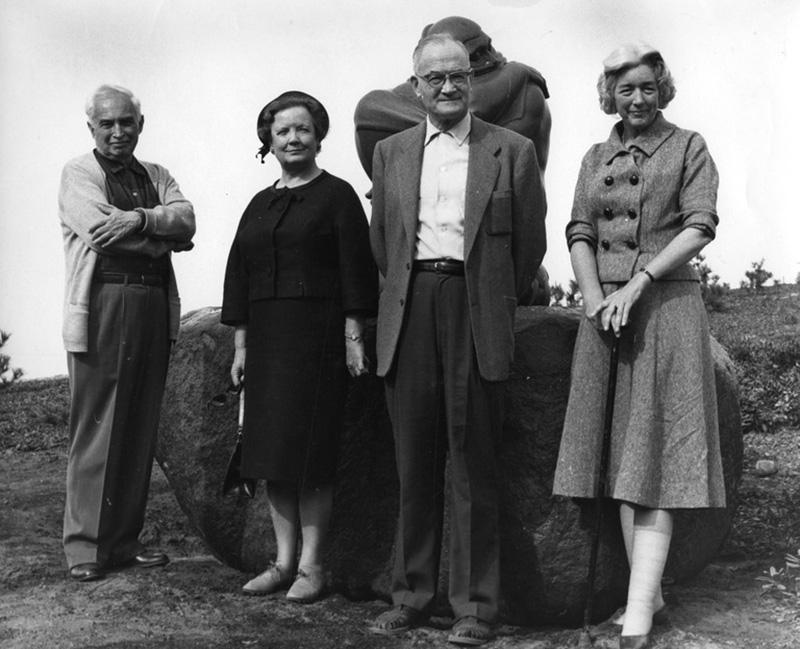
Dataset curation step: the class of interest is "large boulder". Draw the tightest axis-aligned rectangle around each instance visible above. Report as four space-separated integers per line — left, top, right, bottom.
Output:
157 306 742 625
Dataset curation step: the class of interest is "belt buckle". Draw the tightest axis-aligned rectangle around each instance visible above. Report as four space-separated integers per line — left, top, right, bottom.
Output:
434 261 445 273
126 273 146 285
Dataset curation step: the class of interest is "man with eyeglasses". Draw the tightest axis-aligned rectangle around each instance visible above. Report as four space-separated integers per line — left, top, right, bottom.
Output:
368 34 546 645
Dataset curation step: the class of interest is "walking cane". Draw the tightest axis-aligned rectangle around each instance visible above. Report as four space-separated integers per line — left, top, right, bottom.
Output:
578 333 621 649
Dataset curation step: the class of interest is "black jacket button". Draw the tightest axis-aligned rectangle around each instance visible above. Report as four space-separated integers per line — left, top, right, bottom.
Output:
601 240 610 250
630 174 639 185
626 240 637 250
627 209 637 219
605 176 614 186
603 207 614 220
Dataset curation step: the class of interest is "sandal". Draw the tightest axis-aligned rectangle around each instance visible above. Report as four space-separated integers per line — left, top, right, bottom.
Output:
367 605 426 636
241 561 292 596
447 616 493 646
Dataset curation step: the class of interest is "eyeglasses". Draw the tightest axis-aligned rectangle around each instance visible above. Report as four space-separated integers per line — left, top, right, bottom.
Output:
417 69 473 89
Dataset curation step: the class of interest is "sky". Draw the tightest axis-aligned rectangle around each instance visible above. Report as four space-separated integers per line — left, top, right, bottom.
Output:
1 0 798 379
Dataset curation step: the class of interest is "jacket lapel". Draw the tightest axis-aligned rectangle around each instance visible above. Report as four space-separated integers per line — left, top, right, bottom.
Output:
396 123 426 255
464 118 500 261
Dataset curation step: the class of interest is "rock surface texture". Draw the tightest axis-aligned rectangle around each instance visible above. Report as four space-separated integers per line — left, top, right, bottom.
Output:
157 306 742 625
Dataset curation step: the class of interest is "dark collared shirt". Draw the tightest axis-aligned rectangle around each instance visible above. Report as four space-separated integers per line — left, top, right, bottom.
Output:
93 150 169 274
93 149 161 211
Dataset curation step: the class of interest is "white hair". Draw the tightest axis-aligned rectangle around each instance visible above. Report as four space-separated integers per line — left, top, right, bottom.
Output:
412 33 470 74
85 84 142 122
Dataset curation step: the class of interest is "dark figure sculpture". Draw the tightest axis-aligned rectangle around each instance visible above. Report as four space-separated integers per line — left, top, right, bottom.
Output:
355 16 551 179
354 16 552 303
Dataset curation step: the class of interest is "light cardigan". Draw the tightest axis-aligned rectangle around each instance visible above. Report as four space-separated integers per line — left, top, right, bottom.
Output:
58 152 195 352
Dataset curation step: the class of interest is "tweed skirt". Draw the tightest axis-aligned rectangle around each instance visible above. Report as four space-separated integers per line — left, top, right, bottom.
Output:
241 297 346 486
552 280 726 509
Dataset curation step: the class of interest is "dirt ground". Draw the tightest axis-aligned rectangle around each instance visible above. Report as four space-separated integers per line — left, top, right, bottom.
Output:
1 437 798 649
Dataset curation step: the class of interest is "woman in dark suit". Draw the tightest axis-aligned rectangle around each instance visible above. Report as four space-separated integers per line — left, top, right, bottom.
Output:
552 44 726 649
222 91 377 603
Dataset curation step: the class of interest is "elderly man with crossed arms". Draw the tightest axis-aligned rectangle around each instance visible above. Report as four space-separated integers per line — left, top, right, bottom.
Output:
59 84 195 582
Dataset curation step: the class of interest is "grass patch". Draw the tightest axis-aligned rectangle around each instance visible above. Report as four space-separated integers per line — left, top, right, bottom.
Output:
0 377 70 451
708 285 800 434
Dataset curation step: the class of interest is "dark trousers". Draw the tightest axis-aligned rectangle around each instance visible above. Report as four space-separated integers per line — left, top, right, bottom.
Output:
384 270 501 622
63 282 169 568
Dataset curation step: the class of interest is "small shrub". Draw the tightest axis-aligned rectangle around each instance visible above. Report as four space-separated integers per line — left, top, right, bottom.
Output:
549 283 565 306
744 259 773 292
550 279 583 307
691 254 730 312
0 330 24 387
566 279 582 307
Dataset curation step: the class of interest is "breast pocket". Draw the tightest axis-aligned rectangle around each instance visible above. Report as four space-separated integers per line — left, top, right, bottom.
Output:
486 190 512 235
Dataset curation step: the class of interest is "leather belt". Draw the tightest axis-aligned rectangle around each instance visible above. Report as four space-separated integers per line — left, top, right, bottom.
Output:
95 272 166 286
413 259 465 276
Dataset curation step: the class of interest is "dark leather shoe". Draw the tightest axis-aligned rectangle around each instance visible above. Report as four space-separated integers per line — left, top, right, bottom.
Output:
127 550 169 568
69 562 105 582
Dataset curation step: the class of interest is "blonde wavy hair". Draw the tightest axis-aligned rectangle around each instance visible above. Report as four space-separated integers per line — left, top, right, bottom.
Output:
597 42 676 115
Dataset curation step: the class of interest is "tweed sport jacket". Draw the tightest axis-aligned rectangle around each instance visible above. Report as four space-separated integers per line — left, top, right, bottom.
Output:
566 113 718 283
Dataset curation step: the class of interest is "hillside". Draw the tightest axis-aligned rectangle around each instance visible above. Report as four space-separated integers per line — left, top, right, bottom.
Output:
0 286 798 648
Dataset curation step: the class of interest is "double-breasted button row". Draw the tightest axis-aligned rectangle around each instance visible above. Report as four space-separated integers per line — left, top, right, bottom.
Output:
604 174 640 186
601 207 638 220
600 239 638 250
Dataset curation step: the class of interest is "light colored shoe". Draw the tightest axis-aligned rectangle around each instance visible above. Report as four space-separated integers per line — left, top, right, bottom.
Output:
619 634 651 649
241 561 292 596
285 565 325 603
600 604 670 630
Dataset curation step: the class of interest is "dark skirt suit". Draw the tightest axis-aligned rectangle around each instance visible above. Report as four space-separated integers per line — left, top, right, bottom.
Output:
222 171 377 486
552 114 726 509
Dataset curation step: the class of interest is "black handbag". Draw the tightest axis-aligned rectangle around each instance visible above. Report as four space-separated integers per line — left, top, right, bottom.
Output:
222 387 257 498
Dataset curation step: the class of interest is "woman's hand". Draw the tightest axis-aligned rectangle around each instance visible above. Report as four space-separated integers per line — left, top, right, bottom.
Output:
344 315 368 377
230 347 246 387
346 339 369 377
582 288 607 329
591 272 651 336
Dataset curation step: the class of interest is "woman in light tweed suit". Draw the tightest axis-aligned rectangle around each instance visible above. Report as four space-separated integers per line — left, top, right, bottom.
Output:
552 43 725 649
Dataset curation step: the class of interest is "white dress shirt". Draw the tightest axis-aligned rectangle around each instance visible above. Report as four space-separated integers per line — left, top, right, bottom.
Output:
415 114 471 260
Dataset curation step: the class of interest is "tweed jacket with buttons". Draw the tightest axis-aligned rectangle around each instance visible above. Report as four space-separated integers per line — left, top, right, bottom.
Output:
566 112 718 283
